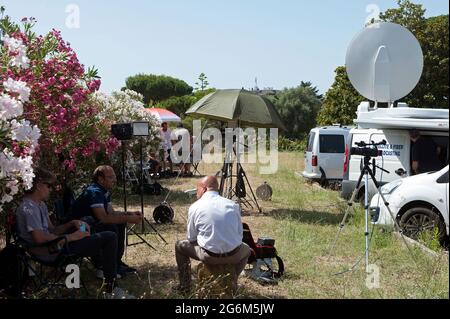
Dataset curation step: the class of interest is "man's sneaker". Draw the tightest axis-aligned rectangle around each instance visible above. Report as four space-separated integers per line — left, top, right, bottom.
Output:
96 269 121 280
104 287 136 299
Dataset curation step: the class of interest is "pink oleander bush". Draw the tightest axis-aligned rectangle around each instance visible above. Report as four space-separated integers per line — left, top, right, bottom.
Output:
1 12 160 236
1 15 121 188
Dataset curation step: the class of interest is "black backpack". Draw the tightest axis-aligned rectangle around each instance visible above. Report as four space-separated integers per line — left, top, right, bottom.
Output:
0 243 29 298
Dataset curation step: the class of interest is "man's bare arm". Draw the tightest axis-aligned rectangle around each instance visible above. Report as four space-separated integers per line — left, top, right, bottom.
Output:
92 207 141 224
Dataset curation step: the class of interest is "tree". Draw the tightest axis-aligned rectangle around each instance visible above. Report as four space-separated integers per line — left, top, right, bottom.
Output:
155 88 216 116
154 88 217 132
379 0 448 108
318 0 448 126
156 95 197 118
317 67 364 126
273 84 322 139
125 74 193 104
195 73 209 91
300 81 323 100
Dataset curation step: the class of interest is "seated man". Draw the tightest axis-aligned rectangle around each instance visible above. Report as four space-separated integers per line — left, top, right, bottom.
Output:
15 167 127 297
147 151 161 175
70 165 142 277
175 176 251 292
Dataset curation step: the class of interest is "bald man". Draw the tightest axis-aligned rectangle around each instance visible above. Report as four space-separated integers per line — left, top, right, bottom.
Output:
70 165 142 278
175 176 251 293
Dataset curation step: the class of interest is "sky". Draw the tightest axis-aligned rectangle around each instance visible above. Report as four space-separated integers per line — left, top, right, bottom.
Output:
1 0 448 95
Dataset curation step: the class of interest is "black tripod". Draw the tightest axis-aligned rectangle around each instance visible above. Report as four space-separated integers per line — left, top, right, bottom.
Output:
330 141 393 273
219 137 262 213
125 139 167 250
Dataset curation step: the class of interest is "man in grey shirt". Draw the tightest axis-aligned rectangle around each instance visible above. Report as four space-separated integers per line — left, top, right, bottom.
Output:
15 167 129 297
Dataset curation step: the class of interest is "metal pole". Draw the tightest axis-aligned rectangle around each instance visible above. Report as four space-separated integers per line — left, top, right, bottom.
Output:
364 171 370 273
122 141 129 251
140 138 145 233
122 142 127 213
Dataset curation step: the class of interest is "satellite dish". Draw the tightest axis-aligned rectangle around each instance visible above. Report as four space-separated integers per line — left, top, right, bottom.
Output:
346 22 423 103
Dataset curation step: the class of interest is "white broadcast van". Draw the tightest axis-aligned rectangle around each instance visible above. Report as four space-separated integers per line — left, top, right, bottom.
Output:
340 102 449 202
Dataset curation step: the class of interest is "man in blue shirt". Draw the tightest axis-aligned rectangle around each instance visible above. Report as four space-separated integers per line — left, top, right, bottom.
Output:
70 165 142 277
15 167 133 298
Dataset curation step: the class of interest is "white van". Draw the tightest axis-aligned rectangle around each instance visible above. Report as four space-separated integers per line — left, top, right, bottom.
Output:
302 125 351 184
341 103 449 202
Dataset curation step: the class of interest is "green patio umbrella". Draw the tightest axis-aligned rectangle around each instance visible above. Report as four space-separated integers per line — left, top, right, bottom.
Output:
185 89 286 131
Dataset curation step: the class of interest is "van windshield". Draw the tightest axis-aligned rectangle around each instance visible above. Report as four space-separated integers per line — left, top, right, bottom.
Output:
319 135 345 154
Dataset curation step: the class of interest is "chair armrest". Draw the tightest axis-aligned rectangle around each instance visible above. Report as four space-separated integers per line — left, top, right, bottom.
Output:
19 236 68 255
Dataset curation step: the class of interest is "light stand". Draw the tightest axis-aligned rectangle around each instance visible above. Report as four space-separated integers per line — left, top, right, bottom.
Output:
126 122 167 249
121 141 128 215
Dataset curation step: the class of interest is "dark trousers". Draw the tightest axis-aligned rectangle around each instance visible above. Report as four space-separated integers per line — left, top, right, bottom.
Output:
65 231 118 283
93 223 126 264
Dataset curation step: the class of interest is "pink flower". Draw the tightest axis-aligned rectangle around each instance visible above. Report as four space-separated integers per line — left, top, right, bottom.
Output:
106 137 120 155
63 159 76 172
88 79 101 92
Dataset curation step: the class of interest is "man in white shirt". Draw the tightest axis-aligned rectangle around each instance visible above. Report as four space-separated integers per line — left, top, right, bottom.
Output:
175 176 251 292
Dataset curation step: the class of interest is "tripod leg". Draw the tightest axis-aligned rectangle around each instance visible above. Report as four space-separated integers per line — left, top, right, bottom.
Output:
219 157 231 196
127 227 157 251
366 168 406 234
328 167 365 254
143 217 168 244
364 172 370 273
239 163 262 213
365 168 420 263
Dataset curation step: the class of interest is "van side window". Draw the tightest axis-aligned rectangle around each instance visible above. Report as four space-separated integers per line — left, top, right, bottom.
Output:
307 132 315 152
319 135 345 154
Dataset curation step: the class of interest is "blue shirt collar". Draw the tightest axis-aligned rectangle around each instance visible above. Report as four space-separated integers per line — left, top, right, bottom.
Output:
93 182 109 195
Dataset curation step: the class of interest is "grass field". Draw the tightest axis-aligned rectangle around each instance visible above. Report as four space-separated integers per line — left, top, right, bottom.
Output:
14 152 446 299
96 151 448 299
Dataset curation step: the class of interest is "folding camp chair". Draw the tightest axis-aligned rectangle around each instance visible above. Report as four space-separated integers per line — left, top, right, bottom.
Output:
4 212 89 298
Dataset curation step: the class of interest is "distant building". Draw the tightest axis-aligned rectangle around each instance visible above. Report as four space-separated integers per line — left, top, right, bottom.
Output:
249 78 279 97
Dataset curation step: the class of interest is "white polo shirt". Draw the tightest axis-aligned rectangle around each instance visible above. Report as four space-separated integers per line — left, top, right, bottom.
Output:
187 191 243 254
160 128 172 151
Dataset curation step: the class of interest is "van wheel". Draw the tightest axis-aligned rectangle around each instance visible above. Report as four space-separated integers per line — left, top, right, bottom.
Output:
400 207 446 245
319 168 329 188
357 187 365 206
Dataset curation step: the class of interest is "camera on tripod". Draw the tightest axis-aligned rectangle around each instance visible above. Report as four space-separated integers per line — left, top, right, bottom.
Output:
350 140 386 158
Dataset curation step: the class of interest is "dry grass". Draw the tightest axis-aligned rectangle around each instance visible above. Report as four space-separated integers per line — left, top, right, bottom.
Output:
16 152 448 299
